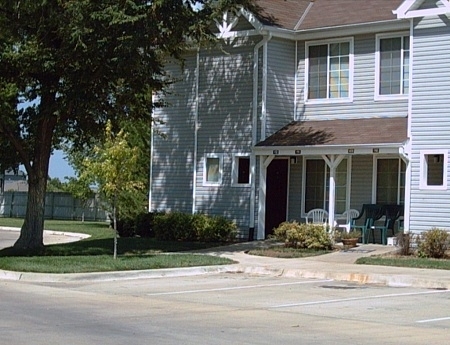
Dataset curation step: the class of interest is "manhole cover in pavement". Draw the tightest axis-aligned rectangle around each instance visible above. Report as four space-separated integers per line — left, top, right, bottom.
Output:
320 285 362 290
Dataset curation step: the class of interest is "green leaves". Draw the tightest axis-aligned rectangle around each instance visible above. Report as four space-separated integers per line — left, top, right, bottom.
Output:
80 120 145 216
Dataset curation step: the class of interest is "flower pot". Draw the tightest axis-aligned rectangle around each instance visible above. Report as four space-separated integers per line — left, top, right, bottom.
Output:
342 238 358 248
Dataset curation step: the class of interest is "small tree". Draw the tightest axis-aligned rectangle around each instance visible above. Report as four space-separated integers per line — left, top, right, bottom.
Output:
80 121 144 259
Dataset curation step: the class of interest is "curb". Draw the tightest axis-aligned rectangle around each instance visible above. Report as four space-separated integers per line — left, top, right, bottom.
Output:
2 263 449 290
0 226 91 240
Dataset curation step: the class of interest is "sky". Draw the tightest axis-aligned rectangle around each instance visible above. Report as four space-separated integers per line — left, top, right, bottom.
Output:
48 150 76 180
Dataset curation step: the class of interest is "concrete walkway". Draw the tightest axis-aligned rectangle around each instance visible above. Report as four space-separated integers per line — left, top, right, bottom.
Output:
1 227 450 289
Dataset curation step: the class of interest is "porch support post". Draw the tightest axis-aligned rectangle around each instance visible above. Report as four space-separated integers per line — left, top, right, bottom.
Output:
257 155 274 239
400 140 411 233
322 154 345 233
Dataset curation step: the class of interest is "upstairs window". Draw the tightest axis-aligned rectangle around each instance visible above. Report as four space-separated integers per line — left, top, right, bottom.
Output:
376 34 410 98
306 39 353 102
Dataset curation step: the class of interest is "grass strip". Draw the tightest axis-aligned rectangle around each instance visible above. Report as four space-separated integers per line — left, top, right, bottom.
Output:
0 218 233 273
0 254 234 273
356 256 450 270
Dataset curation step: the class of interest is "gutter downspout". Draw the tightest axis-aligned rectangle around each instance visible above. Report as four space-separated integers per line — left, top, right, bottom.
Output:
148 94 155 212
192 49 200 214
250 33 272 240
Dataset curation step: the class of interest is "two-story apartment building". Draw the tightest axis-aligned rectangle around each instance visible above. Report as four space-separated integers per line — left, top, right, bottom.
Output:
150 0 450 241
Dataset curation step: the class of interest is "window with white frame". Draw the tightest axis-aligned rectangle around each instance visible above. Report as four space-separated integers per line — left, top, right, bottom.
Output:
420 150 448 190
203 154 223 185
376 33 410 98
232 155 250 186
376 158 406 204
303 158 349 214
305 38 353 102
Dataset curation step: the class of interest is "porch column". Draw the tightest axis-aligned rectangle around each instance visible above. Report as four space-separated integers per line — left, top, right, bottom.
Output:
322 154 345 232
400 142 411 233
257 155 275 239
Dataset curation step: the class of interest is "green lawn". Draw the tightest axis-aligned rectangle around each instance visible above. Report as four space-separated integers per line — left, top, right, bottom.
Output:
356 255 450 270
0 218 234 273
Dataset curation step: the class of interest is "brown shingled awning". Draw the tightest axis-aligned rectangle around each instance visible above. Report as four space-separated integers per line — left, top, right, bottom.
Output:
255 117 408 153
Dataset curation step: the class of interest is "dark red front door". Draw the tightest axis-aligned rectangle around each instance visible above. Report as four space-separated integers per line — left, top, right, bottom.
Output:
265 159 288 237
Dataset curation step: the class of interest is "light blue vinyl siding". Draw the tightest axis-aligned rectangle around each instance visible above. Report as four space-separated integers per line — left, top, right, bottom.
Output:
151 55 198 213
295 34 408 121
409 15 450 232
266 38 296 137
195 39 256 235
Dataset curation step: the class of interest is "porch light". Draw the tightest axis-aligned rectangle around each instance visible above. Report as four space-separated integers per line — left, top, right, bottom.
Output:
295 150 301 154
373 148 380 153
273 150 279 154
348 149 354 153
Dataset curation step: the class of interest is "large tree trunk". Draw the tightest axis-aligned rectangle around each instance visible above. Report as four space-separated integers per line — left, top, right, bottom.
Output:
13 89 56 251
13 174 48 251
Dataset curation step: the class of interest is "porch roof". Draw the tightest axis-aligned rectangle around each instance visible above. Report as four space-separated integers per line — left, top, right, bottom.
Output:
255 117 408 154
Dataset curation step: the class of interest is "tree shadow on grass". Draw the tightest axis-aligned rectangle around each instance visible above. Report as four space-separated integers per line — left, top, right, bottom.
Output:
0 237 226 257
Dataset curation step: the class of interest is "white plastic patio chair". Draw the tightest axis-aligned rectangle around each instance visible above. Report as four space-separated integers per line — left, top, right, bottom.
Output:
306 208 329 225
338 209 360 232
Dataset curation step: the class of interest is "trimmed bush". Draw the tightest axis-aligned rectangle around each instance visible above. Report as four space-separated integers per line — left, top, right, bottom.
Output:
135 211 165 238
113 216 136 238
153 212 237 243
274 221 333 250
194 214 238 242
417 228 450 259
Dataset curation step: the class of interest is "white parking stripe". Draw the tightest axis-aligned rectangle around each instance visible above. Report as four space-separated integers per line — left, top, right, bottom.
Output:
417 316 450 323
270 289 450 308
147 279 332 296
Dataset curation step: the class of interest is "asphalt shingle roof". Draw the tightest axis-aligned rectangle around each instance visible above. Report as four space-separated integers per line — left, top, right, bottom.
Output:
256 117 408 147
255 0 405 30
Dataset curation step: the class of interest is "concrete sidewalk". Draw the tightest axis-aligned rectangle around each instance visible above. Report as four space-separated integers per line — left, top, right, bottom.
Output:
191 241 450 290
1 227 450 289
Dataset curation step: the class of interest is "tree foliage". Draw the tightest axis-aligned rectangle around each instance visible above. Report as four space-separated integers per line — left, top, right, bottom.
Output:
0 0 257 250
80 120 145 259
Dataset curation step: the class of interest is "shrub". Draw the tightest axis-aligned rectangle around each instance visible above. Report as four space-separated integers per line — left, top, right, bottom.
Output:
417 228 450 259
274 221 332 250
154 212 195 241
153 212 237 242
396 232 423 256
134 211 165 238
112 216 135 238
193 214 237 242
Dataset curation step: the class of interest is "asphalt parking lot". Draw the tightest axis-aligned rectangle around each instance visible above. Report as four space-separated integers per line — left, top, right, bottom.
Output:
2 273 449 345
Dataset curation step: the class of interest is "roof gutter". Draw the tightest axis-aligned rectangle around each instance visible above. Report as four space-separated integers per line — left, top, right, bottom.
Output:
260 19 410 40
253 142 408 156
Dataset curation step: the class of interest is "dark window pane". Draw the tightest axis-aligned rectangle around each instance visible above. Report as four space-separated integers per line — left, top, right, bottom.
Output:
237 157 250 184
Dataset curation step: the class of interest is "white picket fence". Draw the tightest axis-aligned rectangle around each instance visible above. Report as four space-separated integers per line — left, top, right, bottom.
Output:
0 191 108 221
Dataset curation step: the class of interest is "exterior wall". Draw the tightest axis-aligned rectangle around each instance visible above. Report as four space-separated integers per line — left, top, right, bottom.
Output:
152 36 259 238
295 33 408 121
195 39 256 237
409 14 450 232
265 38 296 137
151 54 198 213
